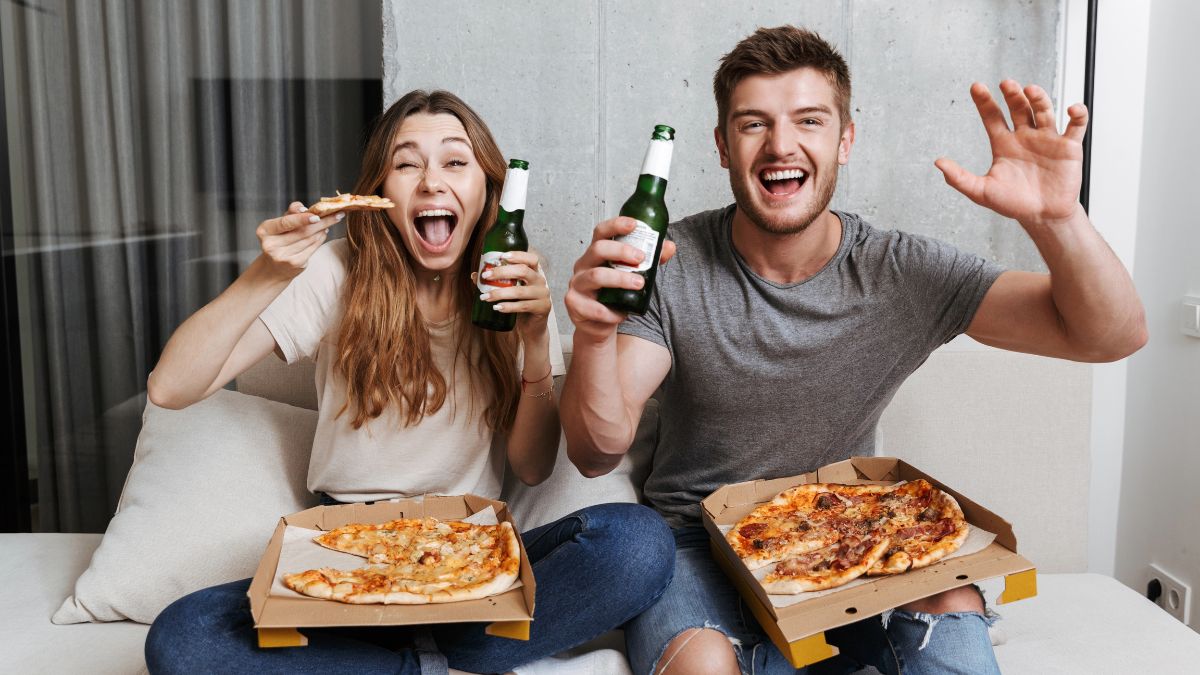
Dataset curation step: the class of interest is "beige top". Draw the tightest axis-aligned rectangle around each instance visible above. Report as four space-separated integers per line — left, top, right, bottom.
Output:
259 239 565 503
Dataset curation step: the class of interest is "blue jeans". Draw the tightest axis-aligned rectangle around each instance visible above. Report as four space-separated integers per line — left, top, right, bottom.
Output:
145 502 674 675
625 527 1000 675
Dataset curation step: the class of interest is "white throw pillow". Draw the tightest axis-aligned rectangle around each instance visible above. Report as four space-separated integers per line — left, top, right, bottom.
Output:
52 389 318 624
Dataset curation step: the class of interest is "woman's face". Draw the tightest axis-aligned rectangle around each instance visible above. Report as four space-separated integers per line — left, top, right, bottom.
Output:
383 112 488 273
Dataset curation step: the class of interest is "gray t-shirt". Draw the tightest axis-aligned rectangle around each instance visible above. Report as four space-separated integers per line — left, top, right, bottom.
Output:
619 205 1004 527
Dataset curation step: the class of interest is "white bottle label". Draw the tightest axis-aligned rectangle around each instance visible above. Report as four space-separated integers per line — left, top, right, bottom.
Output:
611 219 659 273
641 139 673 181
499 166 529 213
477 251 517 294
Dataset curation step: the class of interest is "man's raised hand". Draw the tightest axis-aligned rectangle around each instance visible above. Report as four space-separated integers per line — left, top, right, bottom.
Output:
565 217 676 340
935 80 1088 228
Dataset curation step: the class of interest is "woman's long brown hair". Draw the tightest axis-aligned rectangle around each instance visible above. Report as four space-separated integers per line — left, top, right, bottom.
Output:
335 90 519 432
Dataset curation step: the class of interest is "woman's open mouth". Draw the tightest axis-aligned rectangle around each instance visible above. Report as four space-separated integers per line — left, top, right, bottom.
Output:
413 209 458 253
758 168 808 199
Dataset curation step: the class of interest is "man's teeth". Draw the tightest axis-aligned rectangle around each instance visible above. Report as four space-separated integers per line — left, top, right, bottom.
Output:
416 209 453 218
762 169 807 181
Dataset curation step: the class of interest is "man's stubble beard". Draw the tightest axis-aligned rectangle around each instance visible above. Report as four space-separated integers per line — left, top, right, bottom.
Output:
730 162 839 236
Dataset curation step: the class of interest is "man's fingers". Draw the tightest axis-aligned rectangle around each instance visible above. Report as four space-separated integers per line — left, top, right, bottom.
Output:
573 239 647 274
590 216 639 243
570 266 645 296
1025 84 1057 131
999 79 1035 129
564 287 628 326
1064 103 1089 143
934 157 987 206
969 82 1011 138
659 240 677 266
594 239 647 267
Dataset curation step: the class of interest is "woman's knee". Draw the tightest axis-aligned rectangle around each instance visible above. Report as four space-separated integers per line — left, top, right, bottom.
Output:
145 579 252 669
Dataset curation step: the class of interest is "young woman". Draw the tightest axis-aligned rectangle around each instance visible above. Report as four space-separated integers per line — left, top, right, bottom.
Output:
143 90 673 674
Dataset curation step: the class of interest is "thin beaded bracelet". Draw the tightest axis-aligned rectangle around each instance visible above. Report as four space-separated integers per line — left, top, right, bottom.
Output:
521 367 553 399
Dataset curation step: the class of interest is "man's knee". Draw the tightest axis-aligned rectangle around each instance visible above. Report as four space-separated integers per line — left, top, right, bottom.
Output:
897 584 985 614
656 628 739 675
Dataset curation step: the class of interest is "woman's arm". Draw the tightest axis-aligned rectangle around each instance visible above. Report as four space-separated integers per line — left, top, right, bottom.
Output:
147 202 342 409
479 251 560 485
506 327 560 485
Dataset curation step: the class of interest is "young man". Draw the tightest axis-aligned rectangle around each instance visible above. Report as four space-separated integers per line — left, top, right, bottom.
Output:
561 25 1145 675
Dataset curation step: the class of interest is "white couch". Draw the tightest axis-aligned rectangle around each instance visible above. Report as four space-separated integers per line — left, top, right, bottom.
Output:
6 341 1200 674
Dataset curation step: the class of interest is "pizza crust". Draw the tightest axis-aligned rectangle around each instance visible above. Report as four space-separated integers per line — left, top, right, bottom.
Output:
909 492 969 569
868 485 970 576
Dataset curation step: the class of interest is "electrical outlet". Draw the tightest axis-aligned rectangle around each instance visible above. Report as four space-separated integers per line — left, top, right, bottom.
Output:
1146 563 1192 623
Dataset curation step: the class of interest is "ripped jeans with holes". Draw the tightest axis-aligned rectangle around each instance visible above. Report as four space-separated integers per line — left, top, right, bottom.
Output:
625 527 1001 675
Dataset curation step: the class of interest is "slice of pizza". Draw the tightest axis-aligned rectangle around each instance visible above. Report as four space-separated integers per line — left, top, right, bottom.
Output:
868 482 969 575
314 518 424 564
308 191 395 217
761 531 891 594
727 504 841 570
728 483 893 571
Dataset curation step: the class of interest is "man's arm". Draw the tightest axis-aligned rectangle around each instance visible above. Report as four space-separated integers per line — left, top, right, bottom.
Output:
936 80 1147 362
561 217 676 477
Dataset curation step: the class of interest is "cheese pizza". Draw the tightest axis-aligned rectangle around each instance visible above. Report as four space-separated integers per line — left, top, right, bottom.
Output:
283 517 521 605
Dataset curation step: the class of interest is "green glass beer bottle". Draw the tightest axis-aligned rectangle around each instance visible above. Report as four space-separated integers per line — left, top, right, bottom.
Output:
472 158 530 332
597 124 674 315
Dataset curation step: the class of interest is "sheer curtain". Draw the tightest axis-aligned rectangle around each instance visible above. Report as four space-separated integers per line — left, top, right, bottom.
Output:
2 0 381 532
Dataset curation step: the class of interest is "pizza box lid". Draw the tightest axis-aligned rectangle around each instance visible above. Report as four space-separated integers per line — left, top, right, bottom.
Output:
248 494 536 631
700 456 1034 650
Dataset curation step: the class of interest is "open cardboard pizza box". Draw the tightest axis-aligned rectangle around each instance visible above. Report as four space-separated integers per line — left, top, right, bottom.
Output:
247 494 536 648
701 456 1038 669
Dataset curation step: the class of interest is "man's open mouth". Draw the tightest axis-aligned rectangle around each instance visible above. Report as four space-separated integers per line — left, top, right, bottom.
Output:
759 168 808 197
414 209 458 249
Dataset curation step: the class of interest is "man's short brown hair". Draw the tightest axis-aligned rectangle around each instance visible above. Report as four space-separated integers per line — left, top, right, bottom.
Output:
714 25 852 136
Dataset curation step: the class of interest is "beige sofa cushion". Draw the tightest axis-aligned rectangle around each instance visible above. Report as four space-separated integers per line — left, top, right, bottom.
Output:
52 389 318 624
878 347 1091 572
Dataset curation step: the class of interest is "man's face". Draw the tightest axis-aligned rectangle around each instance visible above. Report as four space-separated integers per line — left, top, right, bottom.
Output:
716 68 855 235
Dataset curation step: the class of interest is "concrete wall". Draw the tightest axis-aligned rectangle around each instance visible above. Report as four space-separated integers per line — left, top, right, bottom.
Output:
1114 0 1200 631
382 1 1062 324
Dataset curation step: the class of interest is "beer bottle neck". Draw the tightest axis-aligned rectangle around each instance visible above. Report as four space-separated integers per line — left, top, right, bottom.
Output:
635 173 668 198
494 206 524 230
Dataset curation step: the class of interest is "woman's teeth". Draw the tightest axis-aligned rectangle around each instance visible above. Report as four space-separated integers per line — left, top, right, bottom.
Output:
414 210 455 246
